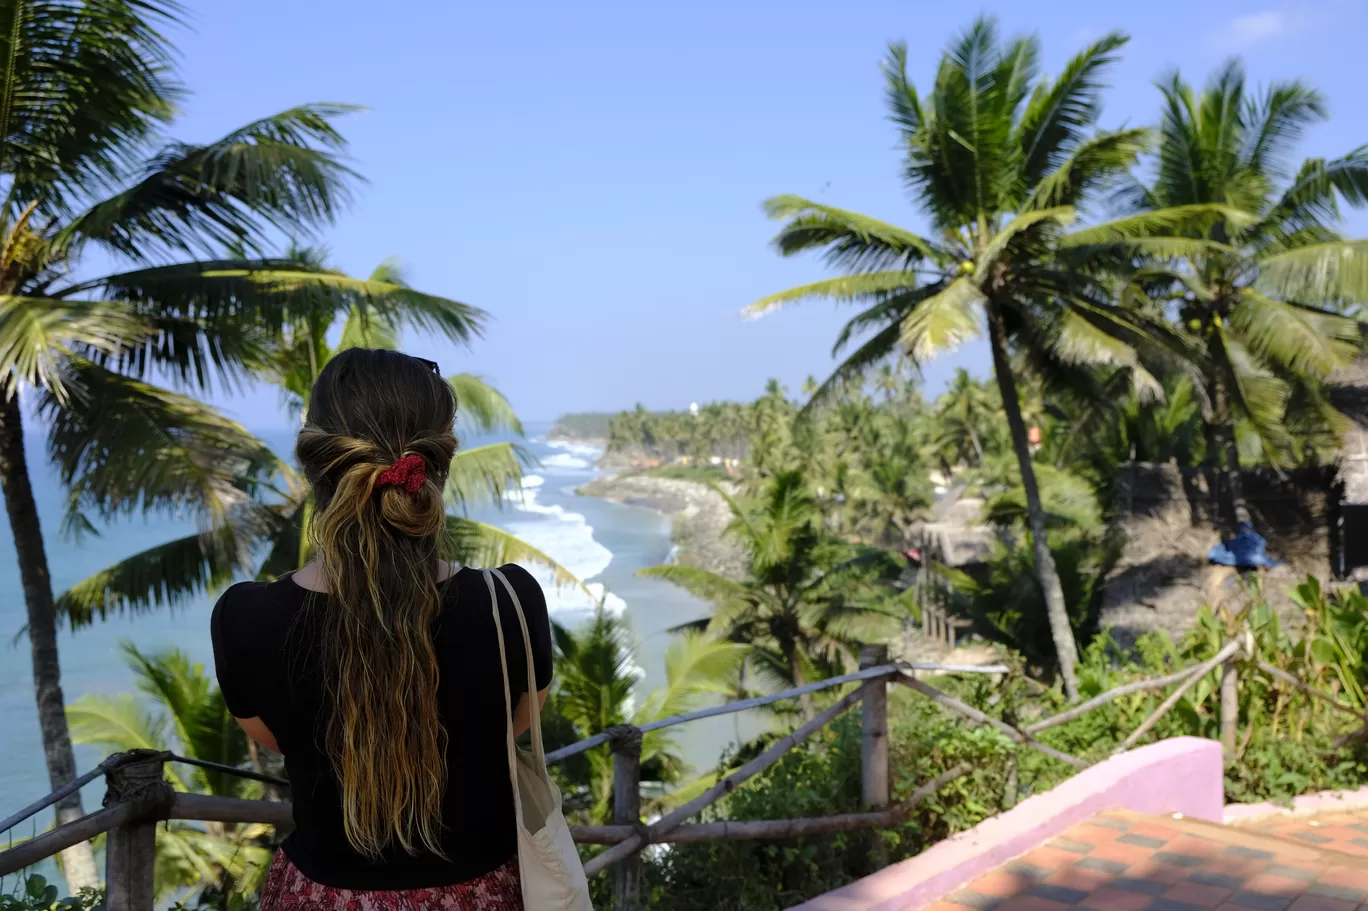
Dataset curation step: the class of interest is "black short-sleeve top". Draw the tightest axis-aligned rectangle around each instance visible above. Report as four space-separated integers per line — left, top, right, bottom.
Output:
209 565 553 890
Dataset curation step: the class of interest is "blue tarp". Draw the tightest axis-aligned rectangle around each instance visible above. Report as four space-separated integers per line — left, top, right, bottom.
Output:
1207 523 1281 568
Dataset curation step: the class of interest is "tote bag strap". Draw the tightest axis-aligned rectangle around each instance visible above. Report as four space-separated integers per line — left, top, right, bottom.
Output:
489 567 547 767
482 569 525 818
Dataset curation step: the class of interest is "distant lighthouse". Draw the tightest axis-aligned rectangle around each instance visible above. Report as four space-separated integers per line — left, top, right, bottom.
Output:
690 402 699 417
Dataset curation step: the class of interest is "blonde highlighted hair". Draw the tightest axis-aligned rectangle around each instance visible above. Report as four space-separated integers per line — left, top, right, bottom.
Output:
296 348 458 858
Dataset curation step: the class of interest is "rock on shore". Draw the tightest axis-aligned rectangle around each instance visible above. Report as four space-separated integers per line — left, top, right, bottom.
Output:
576 473 747 580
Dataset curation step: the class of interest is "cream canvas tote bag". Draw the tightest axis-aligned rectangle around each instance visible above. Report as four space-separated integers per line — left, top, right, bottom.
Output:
483 569 594 910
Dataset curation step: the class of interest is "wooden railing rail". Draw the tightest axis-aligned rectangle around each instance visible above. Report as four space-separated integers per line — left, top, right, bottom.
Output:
7 632 1368 910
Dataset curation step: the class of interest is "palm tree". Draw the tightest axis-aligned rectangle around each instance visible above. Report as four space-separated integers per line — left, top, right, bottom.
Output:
640 471 901 719
0 1 359 885
1124 61 1367 532
546 602 746 823
56 253 584 628
744 19 1197 700
66 643 272 902
933 369 1000 470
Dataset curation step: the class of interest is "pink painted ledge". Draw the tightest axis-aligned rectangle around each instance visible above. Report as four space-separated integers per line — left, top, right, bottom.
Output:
1224 784 1368 824
789 737 1224 911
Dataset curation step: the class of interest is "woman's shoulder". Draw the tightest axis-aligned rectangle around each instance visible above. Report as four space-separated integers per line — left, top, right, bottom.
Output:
211 577 302 637
453 563 541 588
452 564 547 612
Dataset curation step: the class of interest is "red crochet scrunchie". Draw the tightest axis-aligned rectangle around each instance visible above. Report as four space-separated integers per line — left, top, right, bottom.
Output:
373 455 427 494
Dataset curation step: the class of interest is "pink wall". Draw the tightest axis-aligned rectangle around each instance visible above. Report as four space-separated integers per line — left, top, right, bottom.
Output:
790 737 1224 911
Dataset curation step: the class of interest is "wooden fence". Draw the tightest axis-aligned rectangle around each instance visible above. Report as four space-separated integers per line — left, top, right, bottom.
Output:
3 631 1365 911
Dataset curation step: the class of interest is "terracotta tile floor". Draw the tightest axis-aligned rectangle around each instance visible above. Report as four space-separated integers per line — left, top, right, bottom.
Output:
924 810 1368 911
1256 813 1368 860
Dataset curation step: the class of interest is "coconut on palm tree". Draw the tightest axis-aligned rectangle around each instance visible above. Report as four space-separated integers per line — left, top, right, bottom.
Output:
1123 61 1367 532
744 19 1199 699
66 643 273 902
0 0 364 885
641 471 902 719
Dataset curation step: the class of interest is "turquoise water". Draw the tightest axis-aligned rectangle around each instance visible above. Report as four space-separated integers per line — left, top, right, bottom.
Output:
0 421 729 860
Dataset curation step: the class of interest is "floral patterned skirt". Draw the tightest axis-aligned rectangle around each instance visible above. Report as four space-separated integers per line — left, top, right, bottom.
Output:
259 851 524 911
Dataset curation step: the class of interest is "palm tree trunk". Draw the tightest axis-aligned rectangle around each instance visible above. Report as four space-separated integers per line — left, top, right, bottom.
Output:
986 302 1080 701
1211 377 1252 536
0 397 99 890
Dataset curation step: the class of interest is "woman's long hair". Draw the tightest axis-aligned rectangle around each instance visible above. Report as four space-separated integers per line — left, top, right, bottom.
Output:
296 348 458 858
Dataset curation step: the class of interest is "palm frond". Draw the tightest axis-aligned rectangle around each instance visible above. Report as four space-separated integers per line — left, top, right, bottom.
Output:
446 442 529 512
1023 128 1151 211
745 272 924 319
1256 240 1368 305
40 361 283 534
637 564 751 606
56 531 244 630
247 269 485 346
0 0 181 213
881 42 924 136
898 277 983 360
66 694 170 757
1219 332 1293 454
444 517 586 592
802 322 904 414
0 297 148 402
337 304 400 351
59 104 360 258
976 207 1075 281
1272 147 1368 220
255 499 308 580
1063 204 1255 248
761 195 945 272
1016 31 1128 187
1231 289 1359 379
1048 308 1162 401
1240 80 1326 176
449 373 524 436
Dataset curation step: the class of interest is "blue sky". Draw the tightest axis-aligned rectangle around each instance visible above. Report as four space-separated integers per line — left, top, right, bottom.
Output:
166 0 1368 428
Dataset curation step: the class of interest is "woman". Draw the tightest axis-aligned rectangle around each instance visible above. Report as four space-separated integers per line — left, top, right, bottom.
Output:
211 348 551 909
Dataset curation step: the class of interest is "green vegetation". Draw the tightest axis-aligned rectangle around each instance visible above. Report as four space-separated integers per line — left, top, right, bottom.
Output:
634 579 1368 909
549 413 618 441
641 471 905 719
66 645 274 902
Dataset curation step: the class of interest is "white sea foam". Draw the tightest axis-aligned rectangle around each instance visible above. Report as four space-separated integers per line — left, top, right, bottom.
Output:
546 439 605 460
542 452 591 470
501 474 621 617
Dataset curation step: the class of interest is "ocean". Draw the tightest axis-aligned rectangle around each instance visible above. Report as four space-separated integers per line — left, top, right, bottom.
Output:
0 421 731 853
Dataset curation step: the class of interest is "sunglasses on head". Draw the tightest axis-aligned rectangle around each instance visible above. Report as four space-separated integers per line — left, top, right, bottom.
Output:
414 357 441 376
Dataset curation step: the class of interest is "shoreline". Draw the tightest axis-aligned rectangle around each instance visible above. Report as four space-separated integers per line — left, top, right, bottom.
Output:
575 472 747 580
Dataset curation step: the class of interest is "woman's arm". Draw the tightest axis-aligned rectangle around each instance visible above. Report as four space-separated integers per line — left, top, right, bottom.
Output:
234 716 280 753
513 688 550 739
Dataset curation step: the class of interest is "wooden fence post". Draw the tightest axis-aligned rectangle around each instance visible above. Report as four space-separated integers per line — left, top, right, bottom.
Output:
610 725 643 910
860 645 890 868
104 752 173 911
1220 655 1239 758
